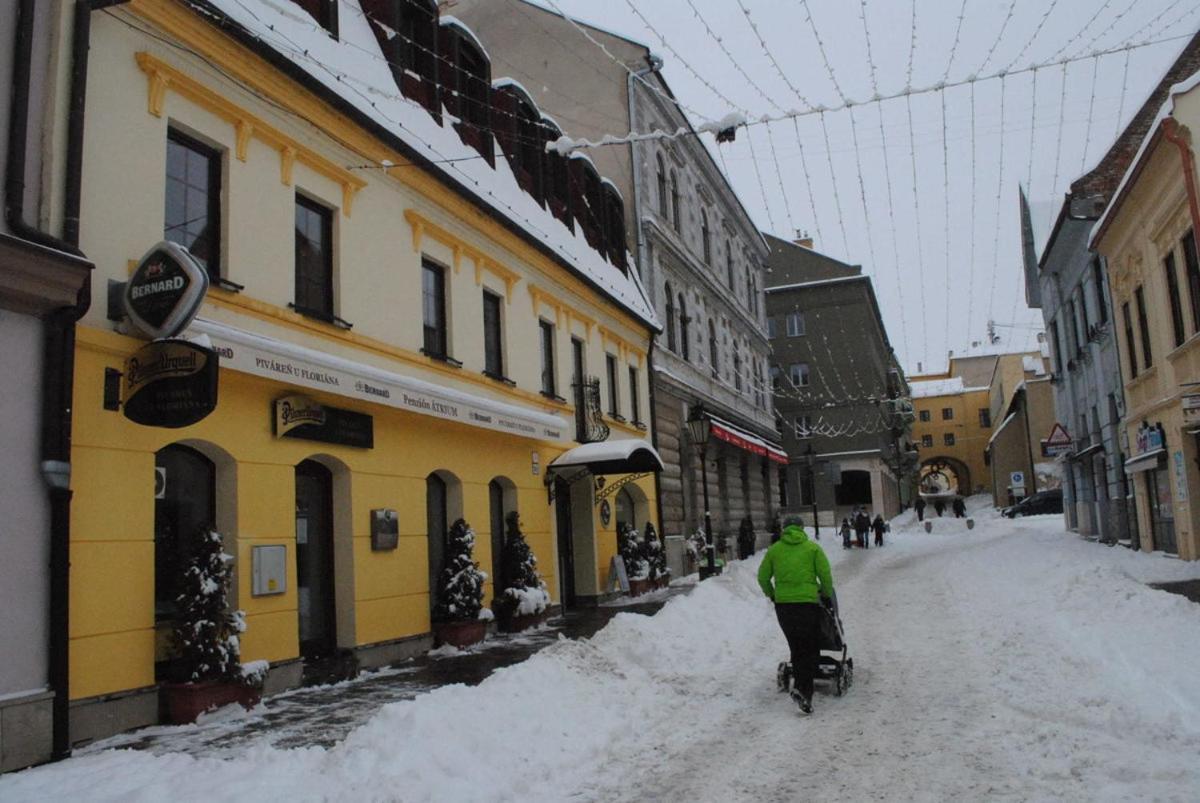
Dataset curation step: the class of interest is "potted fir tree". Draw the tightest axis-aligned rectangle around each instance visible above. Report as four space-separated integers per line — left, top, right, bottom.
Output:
161 529 263 724
432 518 492 648
641 522 670 590
618 522 651 596
493 511 551 632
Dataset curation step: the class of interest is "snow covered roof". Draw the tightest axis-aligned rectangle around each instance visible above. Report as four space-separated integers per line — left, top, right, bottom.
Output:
1022 355 1046 375
195 0 658 330
1091 67 1200 249
764 275 869 293
909 377 989 399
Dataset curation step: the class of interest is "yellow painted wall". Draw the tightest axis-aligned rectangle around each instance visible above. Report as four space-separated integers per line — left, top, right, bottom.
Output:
68 4 660 702
911 387 993 495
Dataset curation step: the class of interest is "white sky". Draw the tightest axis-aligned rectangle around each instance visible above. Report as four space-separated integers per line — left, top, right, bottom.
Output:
529 0 1200 373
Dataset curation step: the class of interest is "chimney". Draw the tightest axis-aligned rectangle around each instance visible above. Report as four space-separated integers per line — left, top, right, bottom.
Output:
793 229 813 249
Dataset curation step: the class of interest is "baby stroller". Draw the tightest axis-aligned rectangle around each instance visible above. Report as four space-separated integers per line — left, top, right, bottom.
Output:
775 595 854 697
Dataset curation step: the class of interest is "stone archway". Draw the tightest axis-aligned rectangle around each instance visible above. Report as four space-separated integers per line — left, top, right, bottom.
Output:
919 456 972 496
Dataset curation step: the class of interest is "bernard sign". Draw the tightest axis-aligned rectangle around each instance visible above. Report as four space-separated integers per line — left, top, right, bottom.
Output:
123 241 209 339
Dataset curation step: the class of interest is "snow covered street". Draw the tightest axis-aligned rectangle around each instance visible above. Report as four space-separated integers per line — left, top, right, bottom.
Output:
5 502 1200 802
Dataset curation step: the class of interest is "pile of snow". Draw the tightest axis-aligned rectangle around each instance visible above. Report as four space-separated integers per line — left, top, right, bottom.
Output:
7 501 1200 800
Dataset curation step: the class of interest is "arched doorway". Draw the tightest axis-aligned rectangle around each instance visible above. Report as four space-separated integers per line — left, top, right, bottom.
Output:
426 470 464 617
154 444 215 679
919 456 971 496
295 459 336 658
488 477 517 602
614 481 650 533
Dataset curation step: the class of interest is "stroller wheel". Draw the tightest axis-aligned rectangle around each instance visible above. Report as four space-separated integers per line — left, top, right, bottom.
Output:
834 668 846 696
845 660 854 688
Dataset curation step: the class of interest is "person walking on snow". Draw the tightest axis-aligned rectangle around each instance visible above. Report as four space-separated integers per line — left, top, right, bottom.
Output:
872 514 886 547
934 499 946 517
840 517 852 549
915 498 926 521
758 515 834 714
855 510 870 549
952 497 966 518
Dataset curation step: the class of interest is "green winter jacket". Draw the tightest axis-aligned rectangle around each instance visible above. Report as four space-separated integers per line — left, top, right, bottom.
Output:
757 525 834 604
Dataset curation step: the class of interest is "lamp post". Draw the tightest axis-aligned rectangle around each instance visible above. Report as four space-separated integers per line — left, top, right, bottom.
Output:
686 406 719 579
805 444 819 538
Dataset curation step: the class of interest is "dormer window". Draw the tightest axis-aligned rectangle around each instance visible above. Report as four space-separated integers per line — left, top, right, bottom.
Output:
440 21 493 164
541 118 572 231
570 155 605 256
362 0 438 117
494 82 543 203
290 0 337 37
603 183 626 273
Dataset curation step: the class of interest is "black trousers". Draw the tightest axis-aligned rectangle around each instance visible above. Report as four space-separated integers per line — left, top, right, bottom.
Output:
775 602 822 699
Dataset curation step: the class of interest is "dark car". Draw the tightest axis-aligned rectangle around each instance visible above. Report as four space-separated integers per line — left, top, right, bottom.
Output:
1003 488 1064 518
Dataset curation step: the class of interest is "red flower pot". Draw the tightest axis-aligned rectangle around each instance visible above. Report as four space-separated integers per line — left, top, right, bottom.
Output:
161 680 262 725
628 578 653 597
433 619 487 648
496 610 548 634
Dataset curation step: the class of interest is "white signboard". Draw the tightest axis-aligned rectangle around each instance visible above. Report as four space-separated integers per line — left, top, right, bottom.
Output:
189 319 568 442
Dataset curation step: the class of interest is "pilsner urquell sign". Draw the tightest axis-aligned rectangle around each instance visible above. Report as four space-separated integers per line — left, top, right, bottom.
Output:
123 340 219 428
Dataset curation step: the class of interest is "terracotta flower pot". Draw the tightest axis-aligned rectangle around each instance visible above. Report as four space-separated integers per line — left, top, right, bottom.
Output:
496 609 548 634
628 578 653 597
433 619 487 648
161 679 262 725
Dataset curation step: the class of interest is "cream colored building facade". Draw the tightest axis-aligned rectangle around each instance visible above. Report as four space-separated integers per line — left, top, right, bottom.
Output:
1093 74 1200 559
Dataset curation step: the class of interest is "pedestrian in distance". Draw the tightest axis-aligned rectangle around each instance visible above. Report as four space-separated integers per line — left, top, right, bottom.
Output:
855 510 870 549
758 514 834 715
915 498 926 521
872 514 886 547
952 497 966 518
934 499 946 517
840 517 852 550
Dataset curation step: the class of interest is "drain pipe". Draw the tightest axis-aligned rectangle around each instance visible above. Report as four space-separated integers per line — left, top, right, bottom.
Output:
628 55 668 536
7 0 102 761
1163 119 1200 247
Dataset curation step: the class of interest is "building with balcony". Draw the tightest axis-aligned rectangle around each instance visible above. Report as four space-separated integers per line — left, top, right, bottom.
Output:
64 0 661 746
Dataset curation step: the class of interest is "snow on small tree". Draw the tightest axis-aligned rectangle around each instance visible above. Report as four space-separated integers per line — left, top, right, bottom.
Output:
172 529 246 683
618 522 648 580
640 521 669 581
433 518 488 623
494 511 549 618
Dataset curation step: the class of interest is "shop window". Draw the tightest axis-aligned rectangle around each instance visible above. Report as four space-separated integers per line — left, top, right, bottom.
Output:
165 128 221 280
289 0 337 37
1182 230 1200 334
786 312 805 337
154 444 216 624
1135 285 1153 368
422 260 449 360
540 320 557 397
482 290 504 379
616 487 636 531
293 195 334 320
944 433 956 446
439 24 493 164
941 407 954 420
1165 253 1186 348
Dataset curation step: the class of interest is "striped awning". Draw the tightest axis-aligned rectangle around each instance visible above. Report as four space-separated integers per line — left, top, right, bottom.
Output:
708 415 788 464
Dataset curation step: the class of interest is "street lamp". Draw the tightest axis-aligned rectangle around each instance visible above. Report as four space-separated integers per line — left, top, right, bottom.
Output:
804 444 819 539
686 406 719 579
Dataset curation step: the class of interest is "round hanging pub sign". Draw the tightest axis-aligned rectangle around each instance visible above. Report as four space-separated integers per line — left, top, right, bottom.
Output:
123 339 219 428
123 241 209 340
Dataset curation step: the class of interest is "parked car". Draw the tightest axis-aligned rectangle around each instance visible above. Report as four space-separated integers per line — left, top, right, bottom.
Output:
1002 489 1064 518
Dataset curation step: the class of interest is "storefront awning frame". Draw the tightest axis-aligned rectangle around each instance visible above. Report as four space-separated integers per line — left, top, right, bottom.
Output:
547 439 665 476
1125 448 1166 474
705 414 788 464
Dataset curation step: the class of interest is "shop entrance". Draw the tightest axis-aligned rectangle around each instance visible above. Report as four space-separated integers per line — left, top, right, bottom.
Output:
295 460 337 657
1145 466 1177 554
554 477 576 608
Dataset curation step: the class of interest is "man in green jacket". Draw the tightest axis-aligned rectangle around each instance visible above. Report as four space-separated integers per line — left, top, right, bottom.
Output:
758 515 834 713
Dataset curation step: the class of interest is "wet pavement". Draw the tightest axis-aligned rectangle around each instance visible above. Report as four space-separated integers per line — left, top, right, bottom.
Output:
83 583 692 757
1150 579 1200 604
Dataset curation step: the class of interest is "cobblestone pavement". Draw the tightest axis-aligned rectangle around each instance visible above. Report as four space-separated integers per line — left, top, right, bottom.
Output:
82 584 692 758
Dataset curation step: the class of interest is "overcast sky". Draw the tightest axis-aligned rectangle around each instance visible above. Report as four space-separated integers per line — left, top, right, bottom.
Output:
529 0 1200 374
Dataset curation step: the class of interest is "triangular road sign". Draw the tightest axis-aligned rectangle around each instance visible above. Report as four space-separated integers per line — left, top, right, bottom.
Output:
1044 423 1072 445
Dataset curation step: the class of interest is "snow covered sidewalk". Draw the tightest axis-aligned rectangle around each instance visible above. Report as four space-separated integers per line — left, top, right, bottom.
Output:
5 505 1200 801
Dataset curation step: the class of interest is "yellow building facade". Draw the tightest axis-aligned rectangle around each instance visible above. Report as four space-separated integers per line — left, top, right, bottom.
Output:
1093 75 1200 560
910 379 993 497
68 0 660 743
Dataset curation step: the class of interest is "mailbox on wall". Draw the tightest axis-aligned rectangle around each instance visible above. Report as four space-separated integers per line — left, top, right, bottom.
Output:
371 508 399 551
251 544 287 596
